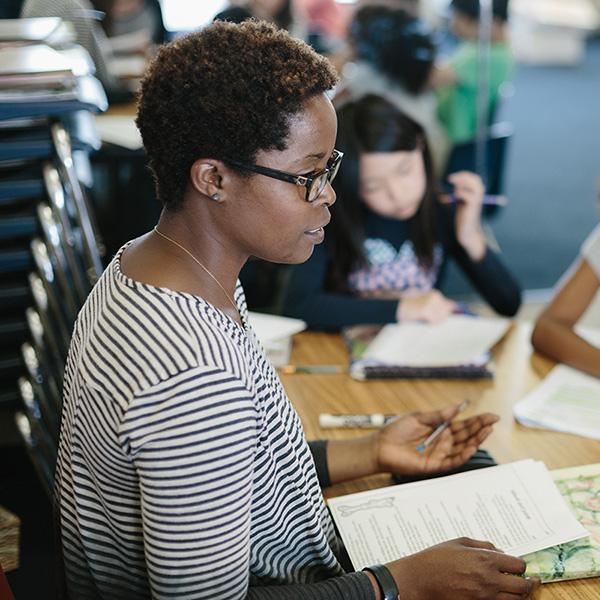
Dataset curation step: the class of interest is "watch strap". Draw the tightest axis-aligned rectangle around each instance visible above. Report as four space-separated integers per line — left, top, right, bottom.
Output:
363 564 399 600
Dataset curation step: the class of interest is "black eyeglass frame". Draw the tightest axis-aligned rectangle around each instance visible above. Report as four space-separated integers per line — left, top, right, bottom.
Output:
225 149 344 202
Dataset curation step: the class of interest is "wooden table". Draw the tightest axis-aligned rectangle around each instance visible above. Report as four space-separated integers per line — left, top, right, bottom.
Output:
280 323 600 599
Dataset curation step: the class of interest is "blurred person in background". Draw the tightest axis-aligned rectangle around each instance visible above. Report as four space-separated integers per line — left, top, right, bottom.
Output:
336 4 449 173
92 0 165 55
215 0 308 40
432 0 512 145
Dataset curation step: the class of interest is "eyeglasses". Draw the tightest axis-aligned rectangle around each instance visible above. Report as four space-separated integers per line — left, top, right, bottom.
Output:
226 149 344 202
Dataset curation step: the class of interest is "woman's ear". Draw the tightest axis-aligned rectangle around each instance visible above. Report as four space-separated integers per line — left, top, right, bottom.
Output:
189 159 225 201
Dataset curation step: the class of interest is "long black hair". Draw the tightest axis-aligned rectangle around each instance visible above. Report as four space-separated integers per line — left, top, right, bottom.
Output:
327 94 438 292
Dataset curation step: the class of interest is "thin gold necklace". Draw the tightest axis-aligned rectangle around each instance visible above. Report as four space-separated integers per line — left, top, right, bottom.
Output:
153 226 239 315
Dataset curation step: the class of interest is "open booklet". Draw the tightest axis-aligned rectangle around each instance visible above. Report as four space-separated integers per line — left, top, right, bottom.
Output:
328 460 589 575
344 315 510 380
514 324 600 439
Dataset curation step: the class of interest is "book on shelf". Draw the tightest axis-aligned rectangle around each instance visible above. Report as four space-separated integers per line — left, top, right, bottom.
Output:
343 315 510 380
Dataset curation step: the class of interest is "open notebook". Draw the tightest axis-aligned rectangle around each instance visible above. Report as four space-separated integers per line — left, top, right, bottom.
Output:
513 325 600 440
344 315 510 380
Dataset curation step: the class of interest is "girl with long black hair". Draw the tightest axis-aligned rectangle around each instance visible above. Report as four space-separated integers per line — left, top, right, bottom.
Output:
284 94 521 330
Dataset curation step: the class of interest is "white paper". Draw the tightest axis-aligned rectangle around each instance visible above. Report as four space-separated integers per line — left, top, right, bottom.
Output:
247 312 306 344
247 312 306 368
513 365 600 439
95 115 143 150
362 315 510 367
328 460 588 570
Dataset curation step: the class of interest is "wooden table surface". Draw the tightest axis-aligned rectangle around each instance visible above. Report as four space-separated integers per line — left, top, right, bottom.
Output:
280 323 600 599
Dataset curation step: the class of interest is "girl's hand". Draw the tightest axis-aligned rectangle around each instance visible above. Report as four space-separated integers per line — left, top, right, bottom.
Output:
373 404 499 476
384 538 541 600
397 289 457 323
448 171 487 261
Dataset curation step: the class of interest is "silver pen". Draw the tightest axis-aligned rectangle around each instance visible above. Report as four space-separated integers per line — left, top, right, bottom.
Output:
416 400 470 453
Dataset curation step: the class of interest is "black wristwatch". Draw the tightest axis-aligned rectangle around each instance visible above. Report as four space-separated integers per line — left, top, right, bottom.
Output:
363 564 400 600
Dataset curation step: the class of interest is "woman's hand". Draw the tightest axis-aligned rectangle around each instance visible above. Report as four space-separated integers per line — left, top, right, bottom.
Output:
374 404 499 476
397 289 457 323
385 538 541 600
325 405 497 486
447 171 487 261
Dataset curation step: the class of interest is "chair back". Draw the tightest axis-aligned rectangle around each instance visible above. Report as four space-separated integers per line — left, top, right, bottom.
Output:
51 123 104 280
21 342 61 443
43 163 90 302
31 238 77 327
28 272 69 367
14 410 54 499
37 203 80 318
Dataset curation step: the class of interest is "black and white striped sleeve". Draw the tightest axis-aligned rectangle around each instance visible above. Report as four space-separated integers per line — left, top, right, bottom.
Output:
119 365 260 599
118 366 375 600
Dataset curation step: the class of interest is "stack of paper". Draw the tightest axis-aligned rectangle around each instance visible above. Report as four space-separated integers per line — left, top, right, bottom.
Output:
247 312 306 367
328 460 589 570
513 365 600 440
0 17 73 47
0 44 76 101
348 315 510 380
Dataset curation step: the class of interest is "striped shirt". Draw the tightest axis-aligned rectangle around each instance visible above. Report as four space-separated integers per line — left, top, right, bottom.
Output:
56 244 374 599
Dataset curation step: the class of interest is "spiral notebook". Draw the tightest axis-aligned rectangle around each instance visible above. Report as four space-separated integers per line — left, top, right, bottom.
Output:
344 315 510 380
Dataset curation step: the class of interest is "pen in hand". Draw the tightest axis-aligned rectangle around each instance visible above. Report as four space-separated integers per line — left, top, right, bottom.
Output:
416 399 470 453
440 194 507 207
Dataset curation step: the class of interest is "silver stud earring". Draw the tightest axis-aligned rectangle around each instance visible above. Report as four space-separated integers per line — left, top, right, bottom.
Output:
211 193 220 201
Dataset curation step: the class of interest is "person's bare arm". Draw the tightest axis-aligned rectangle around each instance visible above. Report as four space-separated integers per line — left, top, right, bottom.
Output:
532 258 600 377
429 64 459 89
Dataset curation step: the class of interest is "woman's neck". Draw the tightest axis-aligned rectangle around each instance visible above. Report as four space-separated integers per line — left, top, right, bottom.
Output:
156 211 246 302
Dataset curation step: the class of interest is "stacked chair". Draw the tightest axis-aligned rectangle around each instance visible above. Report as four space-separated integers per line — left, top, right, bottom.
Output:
0 17 108 496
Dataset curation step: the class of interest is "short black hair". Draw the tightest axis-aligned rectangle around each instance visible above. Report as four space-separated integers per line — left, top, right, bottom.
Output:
350 6 435 95
451 0 510 22
136 20 338 210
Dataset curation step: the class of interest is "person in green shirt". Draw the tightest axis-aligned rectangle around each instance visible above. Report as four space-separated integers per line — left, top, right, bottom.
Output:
432 0 512 145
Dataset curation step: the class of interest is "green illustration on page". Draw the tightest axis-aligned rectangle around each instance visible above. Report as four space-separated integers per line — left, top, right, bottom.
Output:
523 464 600 582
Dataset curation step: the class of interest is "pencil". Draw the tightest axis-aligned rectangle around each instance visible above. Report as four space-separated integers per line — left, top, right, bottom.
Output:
278 364 346 375
416 400 470 453
441 194 507 206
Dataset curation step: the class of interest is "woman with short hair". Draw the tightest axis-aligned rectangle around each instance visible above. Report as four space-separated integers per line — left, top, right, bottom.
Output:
56 20 537 600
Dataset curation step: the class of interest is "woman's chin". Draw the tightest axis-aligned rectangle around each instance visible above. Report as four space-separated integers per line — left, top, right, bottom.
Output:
258 240 317 265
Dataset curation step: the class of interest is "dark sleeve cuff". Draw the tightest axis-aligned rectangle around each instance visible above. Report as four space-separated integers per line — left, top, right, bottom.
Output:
308 439 331 489
247 571 376 599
